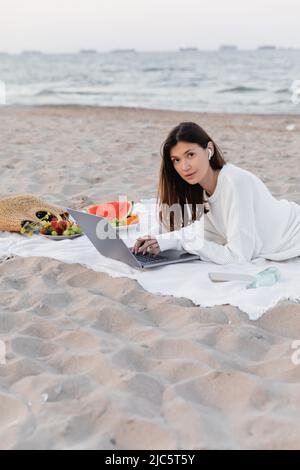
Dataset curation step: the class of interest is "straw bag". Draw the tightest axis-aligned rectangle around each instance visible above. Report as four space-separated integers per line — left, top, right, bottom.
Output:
0 195 69 233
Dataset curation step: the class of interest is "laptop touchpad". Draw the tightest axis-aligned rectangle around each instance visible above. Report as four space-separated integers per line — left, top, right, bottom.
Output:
163 249 198 260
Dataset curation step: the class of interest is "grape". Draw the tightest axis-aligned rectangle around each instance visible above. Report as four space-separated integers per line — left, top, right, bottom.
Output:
36 211 47 219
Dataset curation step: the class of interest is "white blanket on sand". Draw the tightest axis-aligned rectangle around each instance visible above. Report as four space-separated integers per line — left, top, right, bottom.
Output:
1 198 300 321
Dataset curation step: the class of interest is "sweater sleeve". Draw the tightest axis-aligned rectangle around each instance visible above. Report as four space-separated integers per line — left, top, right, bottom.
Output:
155 181 257 265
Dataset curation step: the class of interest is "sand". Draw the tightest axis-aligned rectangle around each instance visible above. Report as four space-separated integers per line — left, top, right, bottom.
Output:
0 105 300 450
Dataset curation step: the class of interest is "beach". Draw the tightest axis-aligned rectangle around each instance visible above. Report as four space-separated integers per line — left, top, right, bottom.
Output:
1 105 300 449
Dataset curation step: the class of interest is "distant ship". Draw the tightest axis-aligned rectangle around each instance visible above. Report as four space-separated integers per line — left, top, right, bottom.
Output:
179 46 198 52
79 49 97 54
219 45 238 51
111 48 137 53
21 50 42 55
257 45 276 50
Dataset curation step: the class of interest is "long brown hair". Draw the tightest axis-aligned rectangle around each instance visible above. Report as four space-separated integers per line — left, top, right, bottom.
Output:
156 122 226 231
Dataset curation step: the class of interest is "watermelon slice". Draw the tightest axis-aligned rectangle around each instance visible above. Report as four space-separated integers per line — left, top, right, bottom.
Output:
87 200 134 221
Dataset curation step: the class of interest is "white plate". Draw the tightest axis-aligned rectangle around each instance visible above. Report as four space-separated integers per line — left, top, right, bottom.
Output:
111 221 140 230
40 233 84 240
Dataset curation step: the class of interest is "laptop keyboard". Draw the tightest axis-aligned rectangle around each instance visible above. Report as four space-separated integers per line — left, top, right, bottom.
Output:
133 252 167 264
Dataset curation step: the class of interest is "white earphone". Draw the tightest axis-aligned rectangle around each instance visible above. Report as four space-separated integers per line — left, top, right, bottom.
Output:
208 149 212 160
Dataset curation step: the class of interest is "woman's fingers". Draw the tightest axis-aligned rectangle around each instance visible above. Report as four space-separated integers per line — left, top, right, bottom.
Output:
138 240 158 255
131 237 146 253
131 236 160 255
131 236 150 253
146 242 160 255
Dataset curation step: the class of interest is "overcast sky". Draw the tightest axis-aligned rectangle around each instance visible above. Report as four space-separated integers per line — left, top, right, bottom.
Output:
0 0 299 53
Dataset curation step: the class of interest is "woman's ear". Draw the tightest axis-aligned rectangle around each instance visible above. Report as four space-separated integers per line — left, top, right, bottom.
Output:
208 141 214 155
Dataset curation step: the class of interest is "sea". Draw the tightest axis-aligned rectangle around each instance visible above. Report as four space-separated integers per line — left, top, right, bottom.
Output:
0 48 300 114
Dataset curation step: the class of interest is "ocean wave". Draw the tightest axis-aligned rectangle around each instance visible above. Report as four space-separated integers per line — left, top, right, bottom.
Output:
35 89 107 96
275 88 290 94
217 86 265 93
142 67 161 72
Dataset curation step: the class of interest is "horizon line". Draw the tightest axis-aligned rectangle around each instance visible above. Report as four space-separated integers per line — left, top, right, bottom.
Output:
1 45 299 55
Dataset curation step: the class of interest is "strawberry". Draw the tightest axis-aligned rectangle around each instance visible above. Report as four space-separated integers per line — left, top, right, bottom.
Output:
59 220 68 231
51 220 59 230
50 220 61 235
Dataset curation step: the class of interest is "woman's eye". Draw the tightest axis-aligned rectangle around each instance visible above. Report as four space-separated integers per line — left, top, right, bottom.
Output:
171 153 193 164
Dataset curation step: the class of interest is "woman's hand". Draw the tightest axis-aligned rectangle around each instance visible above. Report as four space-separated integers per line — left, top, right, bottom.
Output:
131 235 161 256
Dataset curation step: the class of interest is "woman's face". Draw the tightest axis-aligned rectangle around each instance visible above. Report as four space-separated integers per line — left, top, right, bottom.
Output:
169 141 213 184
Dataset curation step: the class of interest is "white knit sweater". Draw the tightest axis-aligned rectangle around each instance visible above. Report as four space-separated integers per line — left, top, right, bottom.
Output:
155 162 300 264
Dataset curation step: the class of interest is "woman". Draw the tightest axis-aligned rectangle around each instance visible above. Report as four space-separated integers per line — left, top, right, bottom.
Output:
132 121 300 265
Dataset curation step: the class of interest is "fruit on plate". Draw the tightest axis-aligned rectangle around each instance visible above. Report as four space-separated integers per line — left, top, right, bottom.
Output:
20 211 73 237
86 200 139 227
87 200 134 221
39 219 82 236
110 213 140 227
126 214 139 225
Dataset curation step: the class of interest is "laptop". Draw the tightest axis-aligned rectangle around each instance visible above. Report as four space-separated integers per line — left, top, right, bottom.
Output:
67 208 201 270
